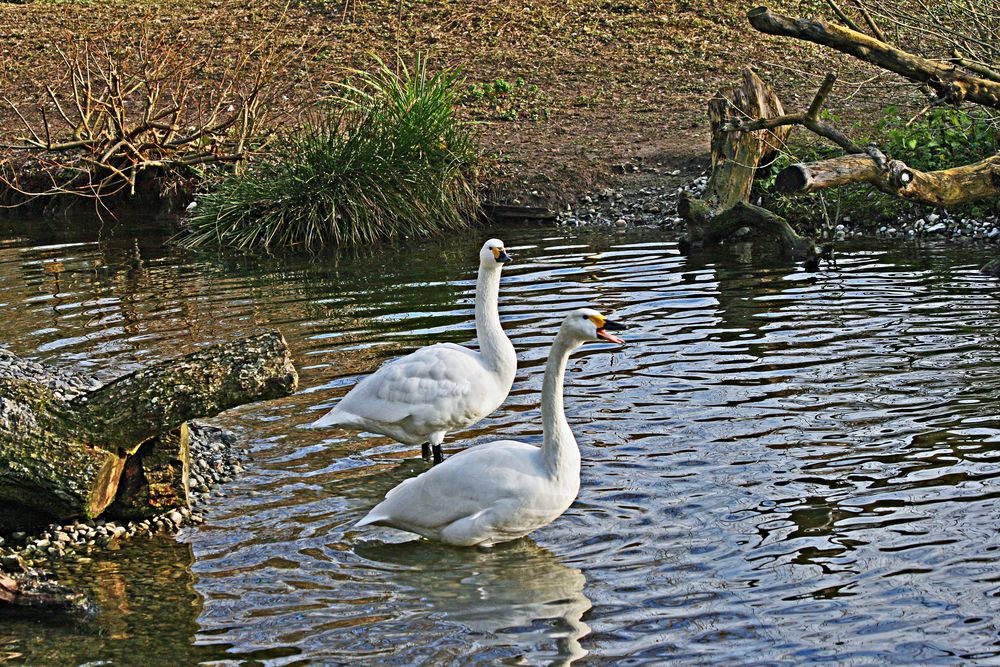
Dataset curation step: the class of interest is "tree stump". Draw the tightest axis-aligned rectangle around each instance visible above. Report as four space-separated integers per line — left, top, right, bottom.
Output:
679 67 816 261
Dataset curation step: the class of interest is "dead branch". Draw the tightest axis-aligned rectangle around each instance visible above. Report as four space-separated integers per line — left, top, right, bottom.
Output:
0 17 315 209
724 72 863 153
748 6 1000 109
847 0 888 43
951 50 1000 84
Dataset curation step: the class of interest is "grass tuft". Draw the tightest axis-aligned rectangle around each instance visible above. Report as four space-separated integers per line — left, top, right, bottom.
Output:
175 55 481 252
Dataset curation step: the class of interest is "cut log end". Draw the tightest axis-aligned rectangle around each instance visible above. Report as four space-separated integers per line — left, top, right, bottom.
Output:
775 164 809 194
87 451 128 518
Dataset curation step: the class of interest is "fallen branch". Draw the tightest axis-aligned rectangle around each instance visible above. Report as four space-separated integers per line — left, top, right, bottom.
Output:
748 6 1000 109
724 72 862 153
776 153 1000 207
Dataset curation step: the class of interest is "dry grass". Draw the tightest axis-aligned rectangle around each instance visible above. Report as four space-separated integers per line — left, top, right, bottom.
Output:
0 0 927 205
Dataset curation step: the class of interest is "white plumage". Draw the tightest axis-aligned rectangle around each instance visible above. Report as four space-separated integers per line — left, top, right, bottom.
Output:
311 239 516 463
354 308 627 547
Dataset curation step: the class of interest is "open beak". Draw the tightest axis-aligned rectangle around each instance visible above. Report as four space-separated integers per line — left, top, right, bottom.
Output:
496 250 512 264
596 319 627 344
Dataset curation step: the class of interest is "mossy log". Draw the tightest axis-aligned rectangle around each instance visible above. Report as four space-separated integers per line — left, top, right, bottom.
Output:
680 67 815 259
0 331 297 522
776 153 1000 207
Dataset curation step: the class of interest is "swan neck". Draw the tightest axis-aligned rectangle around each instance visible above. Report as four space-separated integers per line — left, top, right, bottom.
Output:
541 334 580 477
475 263 514 374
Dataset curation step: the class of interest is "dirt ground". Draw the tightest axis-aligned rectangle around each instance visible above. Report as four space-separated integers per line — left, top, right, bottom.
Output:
0 0 898 209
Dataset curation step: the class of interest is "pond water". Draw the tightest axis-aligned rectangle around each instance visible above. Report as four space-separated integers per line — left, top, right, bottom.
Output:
1 218 999 665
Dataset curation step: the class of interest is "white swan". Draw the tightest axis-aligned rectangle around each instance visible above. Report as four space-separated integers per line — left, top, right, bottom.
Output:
311 239 516 463
354 308 627 547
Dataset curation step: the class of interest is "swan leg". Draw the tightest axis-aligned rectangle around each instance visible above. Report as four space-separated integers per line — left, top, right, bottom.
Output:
420 443 431 460
429 431 446 465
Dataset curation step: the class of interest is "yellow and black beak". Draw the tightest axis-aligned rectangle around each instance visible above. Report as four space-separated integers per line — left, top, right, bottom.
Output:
596 319 627 345
492 247 513 264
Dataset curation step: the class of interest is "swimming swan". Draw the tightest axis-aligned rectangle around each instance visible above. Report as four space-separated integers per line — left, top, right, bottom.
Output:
354 308 627 547
311 239 516 464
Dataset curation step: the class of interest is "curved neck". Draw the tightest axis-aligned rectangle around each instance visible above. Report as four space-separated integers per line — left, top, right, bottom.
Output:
541 335 581 478
475 264 515 375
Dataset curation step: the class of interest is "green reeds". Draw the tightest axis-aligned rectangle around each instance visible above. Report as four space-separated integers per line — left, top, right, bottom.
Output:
175 56 481 252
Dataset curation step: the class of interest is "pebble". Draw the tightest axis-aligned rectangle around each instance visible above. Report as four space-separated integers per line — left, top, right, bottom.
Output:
553 168 999 252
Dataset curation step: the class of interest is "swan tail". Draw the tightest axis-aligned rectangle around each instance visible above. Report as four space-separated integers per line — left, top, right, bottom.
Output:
310 407 346 429
354 510 388 529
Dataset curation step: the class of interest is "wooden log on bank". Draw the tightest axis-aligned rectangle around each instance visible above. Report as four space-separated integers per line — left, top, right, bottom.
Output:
776 153 1000 208
0 331 298 523
679 67 816 260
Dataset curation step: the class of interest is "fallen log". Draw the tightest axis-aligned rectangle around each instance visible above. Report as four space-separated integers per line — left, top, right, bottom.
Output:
0 331 297 523
679 67 816 260
776 153 1000 207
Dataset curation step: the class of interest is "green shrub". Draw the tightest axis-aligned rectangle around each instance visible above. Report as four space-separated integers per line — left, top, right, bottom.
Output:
175 56 481 252
876 105 998 172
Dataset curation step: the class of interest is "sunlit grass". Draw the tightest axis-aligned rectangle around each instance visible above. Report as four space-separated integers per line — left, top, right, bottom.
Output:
175 56 481 252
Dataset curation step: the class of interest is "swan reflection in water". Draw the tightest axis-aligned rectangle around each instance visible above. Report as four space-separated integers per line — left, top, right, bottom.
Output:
355 537 592 665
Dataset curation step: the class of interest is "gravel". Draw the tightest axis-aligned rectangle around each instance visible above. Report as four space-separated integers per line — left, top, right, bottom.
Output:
556 173 1000 250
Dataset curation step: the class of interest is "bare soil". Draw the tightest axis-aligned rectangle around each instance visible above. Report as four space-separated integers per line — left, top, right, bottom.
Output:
0 0 900 210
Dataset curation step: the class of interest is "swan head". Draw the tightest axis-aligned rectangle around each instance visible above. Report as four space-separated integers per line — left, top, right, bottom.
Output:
561 308 627 345
480 239 512 268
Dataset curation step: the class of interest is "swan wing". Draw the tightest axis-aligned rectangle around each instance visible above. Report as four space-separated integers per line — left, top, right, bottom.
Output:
325 343 498 437
356 440 540 533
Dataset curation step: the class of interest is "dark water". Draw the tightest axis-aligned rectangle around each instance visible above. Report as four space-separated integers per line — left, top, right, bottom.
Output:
2 218 1000 665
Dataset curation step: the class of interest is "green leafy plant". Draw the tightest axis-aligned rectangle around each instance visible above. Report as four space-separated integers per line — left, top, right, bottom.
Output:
175 55 481 252
461 76 549 121
877 105 998 172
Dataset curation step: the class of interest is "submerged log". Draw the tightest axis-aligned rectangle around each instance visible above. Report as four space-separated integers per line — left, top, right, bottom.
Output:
0 555 93 617
0 331 297 522
680 67 815 259
776 153 1000 207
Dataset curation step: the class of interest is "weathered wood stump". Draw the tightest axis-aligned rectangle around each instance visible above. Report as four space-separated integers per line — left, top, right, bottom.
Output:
0 331 298 525
679 67 816 261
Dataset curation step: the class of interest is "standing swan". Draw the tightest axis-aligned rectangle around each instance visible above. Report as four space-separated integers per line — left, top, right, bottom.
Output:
354 308 627 547
311 239 516 464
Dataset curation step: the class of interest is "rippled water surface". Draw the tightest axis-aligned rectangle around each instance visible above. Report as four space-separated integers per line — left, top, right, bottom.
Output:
2 218 1000 665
